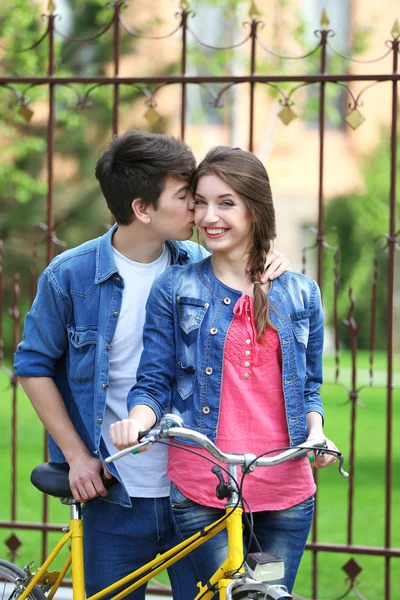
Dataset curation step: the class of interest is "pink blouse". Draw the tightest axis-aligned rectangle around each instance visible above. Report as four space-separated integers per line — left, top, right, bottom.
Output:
168 295 316 511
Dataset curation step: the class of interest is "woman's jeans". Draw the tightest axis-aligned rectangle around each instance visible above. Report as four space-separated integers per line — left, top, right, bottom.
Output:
170 483 315 594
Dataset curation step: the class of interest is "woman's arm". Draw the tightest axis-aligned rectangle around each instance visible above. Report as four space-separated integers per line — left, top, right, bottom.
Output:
110 270 177 450
304 280 325 417
304 281 337 467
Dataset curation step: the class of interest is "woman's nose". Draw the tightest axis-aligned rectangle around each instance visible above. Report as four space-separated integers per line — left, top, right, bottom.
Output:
203 206 219 224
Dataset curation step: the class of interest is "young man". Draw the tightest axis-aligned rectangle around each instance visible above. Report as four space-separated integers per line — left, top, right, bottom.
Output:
14 130 289 599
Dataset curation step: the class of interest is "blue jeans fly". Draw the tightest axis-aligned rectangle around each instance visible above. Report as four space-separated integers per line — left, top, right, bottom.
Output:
83 495 199 600
170 483 314 595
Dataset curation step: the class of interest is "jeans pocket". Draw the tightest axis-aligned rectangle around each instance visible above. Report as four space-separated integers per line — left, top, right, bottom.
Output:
170 482 197 510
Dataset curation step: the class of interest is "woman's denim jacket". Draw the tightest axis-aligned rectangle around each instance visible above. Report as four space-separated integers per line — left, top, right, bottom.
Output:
128 256 324 447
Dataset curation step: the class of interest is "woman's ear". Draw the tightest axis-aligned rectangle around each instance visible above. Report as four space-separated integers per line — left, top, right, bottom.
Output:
131 198 151 224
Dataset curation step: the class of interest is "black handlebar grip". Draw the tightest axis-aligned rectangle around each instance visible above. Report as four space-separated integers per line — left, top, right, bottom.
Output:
138 428 152 442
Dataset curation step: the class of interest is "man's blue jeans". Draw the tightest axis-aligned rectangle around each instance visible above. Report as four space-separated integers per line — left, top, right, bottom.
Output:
170 483 315 594
83 495 199 600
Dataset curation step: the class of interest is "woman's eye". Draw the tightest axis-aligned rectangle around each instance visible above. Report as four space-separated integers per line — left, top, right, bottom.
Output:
194 199 206 205
220 201 234 207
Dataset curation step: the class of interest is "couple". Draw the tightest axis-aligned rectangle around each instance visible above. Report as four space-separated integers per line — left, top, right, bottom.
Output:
15 130 336 599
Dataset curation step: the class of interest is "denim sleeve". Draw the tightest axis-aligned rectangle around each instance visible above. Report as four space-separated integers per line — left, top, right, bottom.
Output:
14 269 69 377
127 270 175 422
304 280 324 420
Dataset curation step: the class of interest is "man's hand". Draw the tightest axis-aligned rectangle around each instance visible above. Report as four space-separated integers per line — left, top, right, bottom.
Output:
68 453 112 503
260 248 290 283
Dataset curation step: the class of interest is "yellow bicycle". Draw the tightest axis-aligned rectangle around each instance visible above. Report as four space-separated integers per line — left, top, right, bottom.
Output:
0 414 348 600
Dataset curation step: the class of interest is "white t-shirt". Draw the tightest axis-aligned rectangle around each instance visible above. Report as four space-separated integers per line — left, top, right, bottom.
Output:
101 245 171 497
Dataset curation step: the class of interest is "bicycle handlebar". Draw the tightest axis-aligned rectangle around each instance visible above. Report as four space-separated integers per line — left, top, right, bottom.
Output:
105 414 349 478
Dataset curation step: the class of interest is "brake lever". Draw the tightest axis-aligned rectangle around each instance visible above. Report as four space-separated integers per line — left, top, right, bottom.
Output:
105 433 156 463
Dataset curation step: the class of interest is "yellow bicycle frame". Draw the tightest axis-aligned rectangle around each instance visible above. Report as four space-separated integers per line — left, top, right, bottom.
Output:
16 502 245 600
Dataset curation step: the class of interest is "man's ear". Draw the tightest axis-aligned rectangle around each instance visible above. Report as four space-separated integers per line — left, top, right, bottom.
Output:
131 198 151 224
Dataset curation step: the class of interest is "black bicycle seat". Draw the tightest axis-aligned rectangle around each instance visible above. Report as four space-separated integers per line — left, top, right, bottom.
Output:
30 462 116 500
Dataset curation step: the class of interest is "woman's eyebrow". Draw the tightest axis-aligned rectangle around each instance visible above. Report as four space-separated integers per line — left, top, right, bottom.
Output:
194 193 234 199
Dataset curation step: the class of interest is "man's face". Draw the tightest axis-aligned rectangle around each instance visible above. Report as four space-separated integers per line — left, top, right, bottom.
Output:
147 176 195 242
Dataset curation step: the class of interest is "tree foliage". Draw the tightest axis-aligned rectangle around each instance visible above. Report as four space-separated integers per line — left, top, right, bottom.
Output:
323 130 400 350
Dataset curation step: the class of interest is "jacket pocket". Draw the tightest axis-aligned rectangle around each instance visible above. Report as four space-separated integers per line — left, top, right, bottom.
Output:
177 296 208 334
290 310 311 348
177 361 196 400
67 325 97 383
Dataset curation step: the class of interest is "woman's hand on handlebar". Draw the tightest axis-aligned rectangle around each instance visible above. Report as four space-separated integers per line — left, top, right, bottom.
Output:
110 405 157 451
307 435 339 469
110 418 143 450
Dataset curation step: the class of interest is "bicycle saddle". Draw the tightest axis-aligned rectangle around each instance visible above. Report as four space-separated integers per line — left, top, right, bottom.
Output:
30 462 116 500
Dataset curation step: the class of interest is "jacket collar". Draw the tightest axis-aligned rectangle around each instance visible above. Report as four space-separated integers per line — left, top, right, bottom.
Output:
197 256 286 306
95 224 119 284
95 225 188 283
166 239 189 264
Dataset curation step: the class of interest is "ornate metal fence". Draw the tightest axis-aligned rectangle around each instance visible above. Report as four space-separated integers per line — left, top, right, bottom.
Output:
0 2 399 598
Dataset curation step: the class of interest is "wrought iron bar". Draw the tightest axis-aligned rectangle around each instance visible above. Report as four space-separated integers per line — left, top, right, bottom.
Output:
384 32 399 600
180 8 188 140
248 17 258 152
113 1 122 136
1 74 400 84
8 275 21 523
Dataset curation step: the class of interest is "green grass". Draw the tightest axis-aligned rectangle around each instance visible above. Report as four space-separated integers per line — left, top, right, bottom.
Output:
1 353 399 599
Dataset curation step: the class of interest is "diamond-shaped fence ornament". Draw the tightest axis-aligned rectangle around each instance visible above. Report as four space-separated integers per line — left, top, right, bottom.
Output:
391 18 400 39
345 108 366 130
320 8 330 30
5 534 22 552
343 558 363 580
18 104 34 122
144 106 161 126
278 105 297 126
48 0 56 14
249 1 261 19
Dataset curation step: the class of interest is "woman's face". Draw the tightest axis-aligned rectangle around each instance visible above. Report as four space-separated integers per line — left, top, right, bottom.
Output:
194 174 253 256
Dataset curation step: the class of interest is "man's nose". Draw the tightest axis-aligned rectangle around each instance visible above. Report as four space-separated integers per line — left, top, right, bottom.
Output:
186 192 195 211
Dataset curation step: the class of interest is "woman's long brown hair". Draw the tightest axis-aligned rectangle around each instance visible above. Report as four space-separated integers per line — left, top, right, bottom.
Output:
192 146 277 341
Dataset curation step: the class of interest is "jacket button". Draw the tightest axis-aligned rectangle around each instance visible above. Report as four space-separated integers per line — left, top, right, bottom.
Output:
112 311 119 317
205 367 213 375
96 417 103 424
223 297 231 305
115 276 121 283
245 350 251 356
102 383 109 389
245 339 251 344
93 450 99 456
244 361 250 367
202 406 210 414
243 372 249 378
204 303 210 308
210 327 218 335
105 343 111 349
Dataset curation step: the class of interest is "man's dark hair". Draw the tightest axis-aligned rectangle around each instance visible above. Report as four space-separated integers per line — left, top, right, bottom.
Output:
95 130 196 225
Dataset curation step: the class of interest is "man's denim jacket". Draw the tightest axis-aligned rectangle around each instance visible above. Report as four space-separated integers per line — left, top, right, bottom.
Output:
14 225 208 506
128 256 324 447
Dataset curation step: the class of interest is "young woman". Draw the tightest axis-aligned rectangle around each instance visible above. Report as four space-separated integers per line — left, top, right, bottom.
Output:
110 146 337 594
